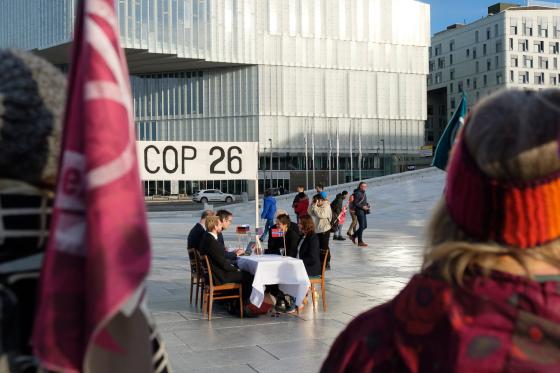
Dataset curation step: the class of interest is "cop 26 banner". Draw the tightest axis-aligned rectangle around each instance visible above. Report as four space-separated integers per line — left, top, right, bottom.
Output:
137 141 259 181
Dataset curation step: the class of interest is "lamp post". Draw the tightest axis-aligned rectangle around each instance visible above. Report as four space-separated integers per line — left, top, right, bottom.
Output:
380 139 385 176
268 138 272 189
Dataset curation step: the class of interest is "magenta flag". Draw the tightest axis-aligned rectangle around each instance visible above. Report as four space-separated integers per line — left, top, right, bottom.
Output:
32 0 151 371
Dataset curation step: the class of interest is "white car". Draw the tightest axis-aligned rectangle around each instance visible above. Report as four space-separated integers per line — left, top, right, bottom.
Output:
192 189 235 203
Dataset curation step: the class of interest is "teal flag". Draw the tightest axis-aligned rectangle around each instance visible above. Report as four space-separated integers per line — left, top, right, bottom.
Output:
432 95 467 171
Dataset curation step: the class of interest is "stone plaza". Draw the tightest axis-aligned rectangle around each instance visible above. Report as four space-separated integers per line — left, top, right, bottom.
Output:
147 168 444 372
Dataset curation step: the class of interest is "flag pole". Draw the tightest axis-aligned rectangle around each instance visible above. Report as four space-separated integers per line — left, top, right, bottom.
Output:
304 119 309 190
336 121 340 185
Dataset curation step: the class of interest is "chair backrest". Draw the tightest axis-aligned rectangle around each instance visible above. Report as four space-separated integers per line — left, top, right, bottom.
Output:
187 247 197 274
321 249 329 279
197 254 214 288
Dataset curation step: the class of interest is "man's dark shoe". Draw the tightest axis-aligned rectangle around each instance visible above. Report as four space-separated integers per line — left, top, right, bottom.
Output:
358 242 368 247
338 236 346 241
350 235 357 245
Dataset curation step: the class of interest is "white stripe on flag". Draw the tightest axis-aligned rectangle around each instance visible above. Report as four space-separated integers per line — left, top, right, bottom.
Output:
85 81 128 107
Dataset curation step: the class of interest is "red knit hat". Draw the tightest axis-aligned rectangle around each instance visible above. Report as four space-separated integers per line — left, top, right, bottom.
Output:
445 130 560 249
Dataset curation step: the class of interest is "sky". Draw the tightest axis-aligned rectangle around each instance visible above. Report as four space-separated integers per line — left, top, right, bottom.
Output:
421 0 522 35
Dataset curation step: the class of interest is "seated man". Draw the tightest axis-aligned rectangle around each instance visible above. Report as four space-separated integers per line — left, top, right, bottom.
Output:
198 216 253 302
187 210 214 250
216 209 243 260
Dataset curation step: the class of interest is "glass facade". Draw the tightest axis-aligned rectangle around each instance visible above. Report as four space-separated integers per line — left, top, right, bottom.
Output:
1 0 430 194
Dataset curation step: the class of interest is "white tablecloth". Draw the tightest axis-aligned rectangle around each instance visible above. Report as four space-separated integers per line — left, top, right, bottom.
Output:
237 255 311 307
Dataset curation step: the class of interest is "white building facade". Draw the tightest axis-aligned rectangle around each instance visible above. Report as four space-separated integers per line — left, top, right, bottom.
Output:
427 2 560 146
1 0 430 195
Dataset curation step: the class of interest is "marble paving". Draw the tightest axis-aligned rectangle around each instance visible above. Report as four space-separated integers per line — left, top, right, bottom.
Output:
147 169 445 372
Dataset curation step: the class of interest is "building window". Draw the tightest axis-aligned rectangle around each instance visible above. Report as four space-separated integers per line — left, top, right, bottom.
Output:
511 55 518 67
473 78 478 89
510 70 514 83
435 72 442 84
435 44 442 56
554 57 558 69
496 72 503 85
475 30 479 43
550 41 559 54
495 24 499 37
438 57 445 69
467 78 471 88
473 47 477 59
449 83 454 93
495 56 499 68
450 98 456 109
450 40 455 51
458 81 463 92
486 27 491 40
450 69 455 80
534 40 544 53
535 72 545 85
519 40 528 52
483 44 487 56
539 57 549 69
519 71 529 84
511 25 517 35
429 47 432 58
487 59 492 71
429 60 435 72
466 48 470 57
524 55 533 68
509 38 514 50
550 75 557 85
475 61 480 73
450 54 453 65
483 75 488 86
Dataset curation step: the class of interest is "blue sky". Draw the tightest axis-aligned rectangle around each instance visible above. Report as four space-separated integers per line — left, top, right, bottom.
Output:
421 0 521 34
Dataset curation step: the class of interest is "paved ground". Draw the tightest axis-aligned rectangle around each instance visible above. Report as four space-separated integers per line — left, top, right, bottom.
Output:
147 169 445 373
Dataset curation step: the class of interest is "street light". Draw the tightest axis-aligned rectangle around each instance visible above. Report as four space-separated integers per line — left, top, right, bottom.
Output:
379 139 385 176
268 138 272 189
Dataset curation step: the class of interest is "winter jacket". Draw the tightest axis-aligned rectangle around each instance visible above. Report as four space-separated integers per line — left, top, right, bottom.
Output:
331 194 344 216
267 222 302 258
298 233 322 277
352 188 369 211
308 201 332 234
293 192 309 217
261 196 277 221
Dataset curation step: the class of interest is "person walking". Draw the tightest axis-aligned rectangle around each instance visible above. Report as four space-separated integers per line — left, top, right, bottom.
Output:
331 191 348 241
350 182 370 247
260 190 277 241
308 193 332 269
321 89 560 372
346 193 358 238
292 185 309 222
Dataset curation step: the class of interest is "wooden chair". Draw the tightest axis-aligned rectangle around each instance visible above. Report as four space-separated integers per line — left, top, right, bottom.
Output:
187 247 203 308
198 255 243 320
309 249 329 311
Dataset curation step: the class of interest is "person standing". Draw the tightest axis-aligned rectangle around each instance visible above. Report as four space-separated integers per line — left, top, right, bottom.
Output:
350 182 370 247
331 191 348 241
308 194 332 269
292 186 309 222
260 190 277 241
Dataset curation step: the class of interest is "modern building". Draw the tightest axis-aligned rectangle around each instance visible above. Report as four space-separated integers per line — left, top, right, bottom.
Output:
427 1 560 146
1 0 430 196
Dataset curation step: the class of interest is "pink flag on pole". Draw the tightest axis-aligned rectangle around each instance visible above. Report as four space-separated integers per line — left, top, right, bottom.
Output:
32 0 152 371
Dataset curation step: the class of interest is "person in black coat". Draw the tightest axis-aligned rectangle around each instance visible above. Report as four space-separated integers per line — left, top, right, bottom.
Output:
296 215 322 277
216 209 243 260
267 214 302 257
187 210 214 249
198 216 253 301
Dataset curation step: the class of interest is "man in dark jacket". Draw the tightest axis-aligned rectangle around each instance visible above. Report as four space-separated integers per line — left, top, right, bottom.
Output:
187 210 214 250
267 214 302 257
216 209 243 260
350 182 370 247
331 191 348 241
198 216 253 301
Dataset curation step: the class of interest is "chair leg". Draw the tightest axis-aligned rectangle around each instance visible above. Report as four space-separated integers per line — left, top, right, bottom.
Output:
200 284 205 310
321 283 327 311
208 291 213 321
311 284 316 310
239 288 244 319
195 276 200 307
189 276 194 304
202 290 207 316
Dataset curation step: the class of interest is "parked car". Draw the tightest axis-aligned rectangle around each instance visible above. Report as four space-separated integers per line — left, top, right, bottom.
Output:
192 189 235 203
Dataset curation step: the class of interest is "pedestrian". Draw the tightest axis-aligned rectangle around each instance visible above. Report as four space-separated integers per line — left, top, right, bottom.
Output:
321 89 560 372
350 182 370 247
346 193 358 238
315 183 324 195
331 191 348 241
292 185 309 222
260 190 277 241
308 193 332 270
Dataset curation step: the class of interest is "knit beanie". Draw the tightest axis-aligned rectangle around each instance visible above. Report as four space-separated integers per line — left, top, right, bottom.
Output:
0 49 66 189
444 89 560 249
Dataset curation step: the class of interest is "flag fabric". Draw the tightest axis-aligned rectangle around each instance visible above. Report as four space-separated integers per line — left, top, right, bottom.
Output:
432 95 467 171
271 228 284 238
32 0 154 371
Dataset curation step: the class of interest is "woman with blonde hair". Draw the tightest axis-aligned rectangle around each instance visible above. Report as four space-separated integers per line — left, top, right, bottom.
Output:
322 88 560 372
